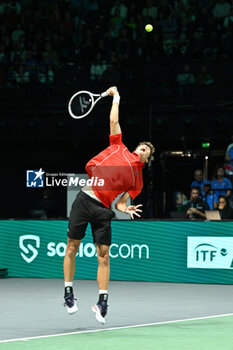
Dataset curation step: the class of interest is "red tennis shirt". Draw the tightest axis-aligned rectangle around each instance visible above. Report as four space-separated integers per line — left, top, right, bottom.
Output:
85 133 145 208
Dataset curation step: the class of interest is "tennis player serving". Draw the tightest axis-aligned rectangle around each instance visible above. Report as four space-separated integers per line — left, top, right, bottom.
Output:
63 86 155 324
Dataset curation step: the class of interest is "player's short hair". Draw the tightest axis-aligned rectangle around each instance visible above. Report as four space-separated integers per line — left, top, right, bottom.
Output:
137 141 155 160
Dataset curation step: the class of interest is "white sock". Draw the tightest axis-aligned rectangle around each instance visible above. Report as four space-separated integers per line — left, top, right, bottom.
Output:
99 289 108 294
65 281 73 288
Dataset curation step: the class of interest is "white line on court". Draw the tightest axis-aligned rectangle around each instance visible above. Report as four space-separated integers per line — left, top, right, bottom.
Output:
1 313 233 344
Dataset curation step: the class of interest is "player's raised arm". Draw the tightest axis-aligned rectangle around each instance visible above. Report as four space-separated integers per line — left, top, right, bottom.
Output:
106 86 121 136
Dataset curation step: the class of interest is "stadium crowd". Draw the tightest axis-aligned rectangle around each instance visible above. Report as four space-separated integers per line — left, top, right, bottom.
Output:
1 0 233 87
173 139 233 219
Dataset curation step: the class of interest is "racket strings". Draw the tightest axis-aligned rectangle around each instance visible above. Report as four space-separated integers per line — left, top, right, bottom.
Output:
70 93 93 117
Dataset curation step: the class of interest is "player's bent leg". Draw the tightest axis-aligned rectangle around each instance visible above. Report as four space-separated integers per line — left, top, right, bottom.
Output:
63 238 81 315
92 244 110 325
96 244 110 289
64 238 81 281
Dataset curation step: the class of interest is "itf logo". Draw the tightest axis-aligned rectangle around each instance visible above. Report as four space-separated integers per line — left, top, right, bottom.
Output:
187 237 233 269
26 168 45 187
19 235 40 263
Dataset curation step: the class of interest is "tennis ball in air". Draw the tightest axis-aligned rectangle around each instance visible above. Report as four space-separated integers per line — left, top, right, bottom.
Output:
145 24 153 32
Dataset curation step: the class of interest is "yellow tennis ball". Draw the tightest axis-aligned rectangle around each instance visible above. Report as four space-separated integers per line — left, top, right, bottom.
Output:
145 24 153 32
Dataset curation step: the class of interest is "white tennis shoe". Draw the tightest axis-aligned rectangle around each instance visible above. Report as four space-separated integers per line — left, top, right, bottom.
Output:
92 302 108 325
64 287 78 315
66 301 78 315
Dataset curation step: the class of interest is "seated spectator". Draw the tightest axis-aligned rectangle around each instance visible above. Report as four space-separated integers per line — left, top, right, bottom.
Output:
0 59 5 87
38 62 55 85
101 64 121 83
103 31 117 53
177 18 191 48
10 41 27 65
174 191 188 212
127 2 137 19
47 65 54 84
81 29 94 58
158 0 172 19
144 32 165 61
211 167 232 197
25 23 36 45
13 64 30 84
116 27 131 57
25 50 38 81
89 0 99 13
11 23 24 43
142 0 158 20
213 0 230 19
177 64 195 86
18 35 26 51
110 7 124 29
7 0 21 15
203 31 219 60
90 53 107 81
63 11 74 34
49 6 62 32
162 17 178 41
225 135 233 175
0 25 10 49
196 65 214 85
217 195 233 219
110 0 128 20
224 8 233 28
196 7 210 31
0 1 6 15
40 51 55 70
174 0 187 20
72 23 85 48
185 187 210 220
95 39 109 60
108 20 120 39
109 51 120 66
191 31 205 60
220 29 233 58
190 169 209 197
0 45 7 67
127 16 138 40
204 15 217 37
38 65 46 84
203 181 218 210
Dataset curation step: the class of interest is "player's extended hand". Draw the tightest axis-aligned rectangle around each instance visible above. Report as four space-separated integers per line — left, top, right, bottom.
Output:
106 86 119 96
125 204 142 219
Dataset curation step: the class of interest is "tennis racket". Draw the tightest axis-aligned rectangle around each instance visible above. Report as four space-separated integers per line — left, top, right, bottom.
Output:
68 90 109 119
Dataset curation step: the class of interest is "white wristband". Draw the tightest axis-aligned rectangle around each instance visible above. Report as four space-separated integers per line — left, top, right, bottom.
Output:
113 94 120 105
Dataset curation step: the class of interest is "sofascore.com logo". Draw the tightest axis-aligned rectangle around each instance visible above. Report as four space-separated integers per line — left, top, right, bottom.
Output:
19 236 149 263
47 242 149 259
19 235 40 263
187 237 233 269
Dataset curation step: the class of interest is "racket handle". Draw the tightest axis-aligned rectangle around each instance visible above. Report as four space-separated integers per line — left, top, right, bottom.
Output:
101 91 109 97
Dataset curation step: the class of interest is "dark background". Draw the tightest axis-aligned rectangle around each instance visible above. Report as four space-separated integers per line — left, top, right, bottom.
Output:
0 0 232 218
